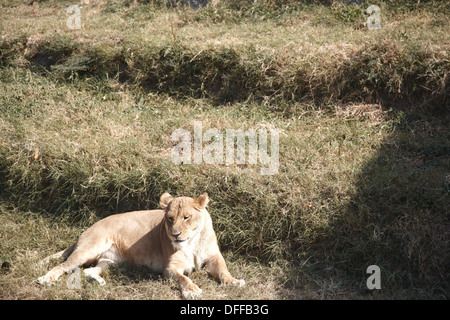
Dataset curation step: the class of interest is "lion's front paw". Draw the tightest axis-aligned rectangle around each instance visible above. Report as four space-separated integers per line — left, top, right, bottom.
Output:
221 276 246 288
232 278 245 287
37 275 55 286
182 283 203 300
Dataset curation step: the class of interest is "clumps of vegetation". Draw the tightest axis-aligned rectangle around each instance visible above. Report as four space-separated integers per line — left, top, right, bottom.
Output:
336 41 449 111
2 29 447 111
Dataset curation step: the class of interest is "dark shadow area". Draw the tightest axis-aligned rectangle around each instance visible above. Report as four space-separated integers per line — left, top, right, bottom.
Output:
284 109 449 299
108 262 164 285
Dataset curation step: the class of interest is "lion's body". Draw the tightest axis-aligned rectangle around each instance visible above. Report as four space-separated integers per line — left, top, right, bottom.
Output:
38 193 244 299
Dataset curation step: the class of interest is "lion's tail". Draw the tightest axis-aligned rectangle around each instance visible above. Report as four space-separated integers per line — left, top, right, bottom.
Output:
39 244 76 265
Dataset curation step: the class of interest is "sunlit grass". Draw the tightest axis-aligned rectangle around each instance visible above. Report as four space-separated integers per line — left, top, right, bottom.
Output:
0 0 448 299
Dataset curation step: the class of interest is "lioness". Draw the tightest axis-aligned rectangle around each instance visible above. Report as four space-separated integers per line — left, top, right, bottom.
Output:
37 193 244 299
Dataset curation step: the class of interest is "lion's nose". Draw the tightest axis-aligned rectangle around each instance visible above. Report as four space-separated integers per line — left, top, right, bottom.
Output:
172 231 181 238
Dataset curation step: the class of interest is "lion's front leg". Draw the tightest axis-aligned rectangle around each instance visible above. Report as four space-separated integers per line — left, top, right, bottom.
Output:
164 265 202 300
205 253 245 288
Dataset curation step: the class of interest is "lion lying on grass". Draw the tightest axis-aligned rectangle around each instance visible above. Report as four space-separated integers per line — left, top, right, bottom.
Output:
38 193 244 299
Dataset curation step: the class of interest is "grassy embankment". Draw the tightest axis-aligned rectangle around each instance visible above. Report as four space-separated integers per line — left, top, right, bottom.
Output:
0 0 448 299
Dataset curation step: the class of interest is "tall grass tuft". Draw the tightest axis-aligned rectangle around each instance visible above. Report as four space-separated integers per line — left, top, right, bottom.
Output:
3 31 446 110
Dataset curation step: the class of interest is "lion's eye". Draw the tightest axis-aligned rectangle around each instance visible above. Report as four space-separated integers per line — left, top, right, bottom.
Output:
184 216 190 220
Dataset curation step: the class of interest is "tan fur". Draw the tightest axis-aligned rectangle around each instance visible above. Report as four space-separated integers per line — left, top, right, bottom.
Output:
37 193 244 299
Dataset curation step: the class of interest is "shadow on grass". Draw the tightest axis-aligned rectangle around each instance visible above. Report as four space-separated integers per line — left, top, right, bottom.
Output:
284 108 449 299
108 262 165 286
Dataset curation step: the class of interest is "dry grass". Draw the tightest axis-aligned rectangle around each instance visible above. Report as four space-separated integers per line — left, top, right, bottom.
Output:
0 0 449 300
1 1 448 107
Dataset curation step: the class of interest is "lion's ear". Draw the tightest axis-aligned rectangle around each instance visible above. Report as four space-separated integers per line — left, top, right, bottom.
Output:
159 193 173 209
195 193 209 209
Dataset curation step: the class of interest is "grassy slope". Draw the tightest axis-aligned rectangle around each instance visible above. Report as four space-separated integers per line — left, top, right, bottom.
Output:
0 1 449 299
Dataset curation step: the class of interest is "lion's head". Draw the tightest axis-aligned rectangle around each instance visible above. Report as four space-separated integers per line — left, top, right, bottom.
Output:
159 193 209 248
